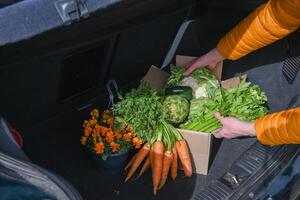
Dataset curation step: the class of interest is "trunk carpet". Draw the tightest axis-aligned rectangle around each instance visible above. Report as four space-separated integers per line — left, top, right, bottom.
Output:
23 106 255 200
21 50 300 199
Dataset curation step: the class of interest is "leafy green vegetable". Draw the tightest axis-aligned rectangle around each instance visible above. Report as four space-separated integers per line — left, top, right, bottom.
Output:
180 78 268 132
189 98 218 118
180 98 221 132
166 65 184 87
180 113 222 133
219 79 268 121
167 65 220 99
191 68 219 88
190 68 220 99
113 84 166 141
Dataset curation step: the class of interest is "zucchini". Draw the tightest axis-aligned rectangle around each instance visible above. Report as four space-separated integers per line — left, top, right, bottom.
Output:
165 86 193 101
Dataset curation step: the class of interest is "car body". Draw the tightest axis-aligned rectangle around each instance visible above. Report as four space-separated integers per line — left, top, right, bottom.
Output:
0 0 299 199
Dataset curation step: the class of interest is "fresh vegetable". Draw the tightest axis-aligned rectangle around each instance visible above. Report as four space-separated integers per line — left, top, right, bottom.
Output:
220 79 268 120
180 98 222 132
124 143 150 183
167 65 220 99
180 78 268 132
161 121 192 177
152 139 164 195
180 69 219 99
113 84 166 141
139 156 151 177
181 112 222 133
124 119 191 194
166 65 184 87
124 154 137 172
149 146 154 168
163 95 190 125
170 147 178 180
176 140 192 177
159 151 173 189
119 61 268 196
189 68 219 99
165 86 193 101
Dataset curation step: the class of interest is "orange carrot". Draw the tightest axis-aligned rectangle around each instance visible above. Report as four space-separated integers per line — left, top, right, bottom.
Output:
158 151 172 189
124 154 137 172
176 140 192 177
124 143 150 182
138 156 151 177
149 146 154 168
152 140 164 195
170 147 178 180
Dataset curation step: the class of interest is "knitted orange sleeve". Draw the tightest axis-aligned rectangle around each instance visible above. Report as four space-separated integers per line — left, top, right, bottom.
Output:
217 0 300 60
255 107 300 145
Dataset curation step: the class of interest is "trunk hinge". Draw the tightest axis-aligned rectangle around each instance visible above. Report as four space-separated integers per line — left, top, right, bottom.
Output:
55 0 89 25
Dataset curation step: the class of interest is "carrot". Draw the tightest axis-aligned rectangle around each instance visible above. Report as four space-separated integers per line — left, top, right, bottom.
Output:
124 154 137 172
149 146 154 168
176 139 192 177
124 143 150 182
152 140 164 195
158 151 172 189
138 156 151 177
170 147 178 180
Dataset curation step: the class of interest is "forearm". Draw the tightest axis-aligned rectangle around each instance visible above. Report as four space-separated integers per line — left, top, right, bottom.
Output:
217 0 300 60
255 107 300 145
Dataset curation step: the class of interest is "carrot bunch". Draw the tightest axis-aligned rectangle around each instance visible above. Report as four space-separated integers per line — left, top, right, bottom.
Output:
124 120 192 195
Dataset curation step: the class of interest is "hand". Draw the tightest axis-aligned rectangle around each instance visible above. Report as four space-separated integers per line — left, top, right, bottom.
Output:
184 48 225 76
213 112 256 139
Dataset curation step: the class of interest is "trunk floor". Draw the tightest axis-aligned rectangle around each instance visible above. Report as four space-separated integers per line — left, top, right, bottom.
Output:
21 55 299 199
23 107 256 200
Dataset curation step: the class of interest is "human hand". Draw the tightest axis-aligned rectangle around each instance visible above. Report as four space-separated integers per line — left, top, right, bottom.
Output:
184 48 225 76
213 112 256 139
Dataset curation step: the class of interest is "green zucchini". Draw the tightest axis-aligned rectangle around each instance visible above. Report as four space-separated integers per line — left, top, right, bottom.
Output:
165 86 193 101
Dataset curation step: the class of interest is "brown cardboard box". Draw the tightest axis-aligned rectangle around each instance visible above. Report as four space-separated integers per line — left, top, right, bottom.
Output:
143 55 245 175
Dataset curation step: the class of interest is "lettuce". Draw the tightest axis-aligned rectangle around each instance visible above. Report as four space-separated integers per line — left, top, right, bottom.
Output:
167 65 220 99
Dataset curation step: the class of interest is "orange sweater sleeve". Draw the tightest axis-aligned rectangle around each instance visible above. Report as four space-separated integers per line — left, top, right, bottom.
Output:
217 0 300 60
255 107 300 145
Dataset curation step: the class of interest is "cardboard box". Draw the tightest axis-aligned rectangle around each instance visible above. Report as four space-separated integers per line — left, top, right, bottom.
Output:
143 55 244 175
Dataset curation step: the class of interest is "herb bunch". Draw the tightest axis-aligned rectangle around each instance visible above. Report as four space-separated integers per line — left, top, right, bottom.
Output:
113 84 166 141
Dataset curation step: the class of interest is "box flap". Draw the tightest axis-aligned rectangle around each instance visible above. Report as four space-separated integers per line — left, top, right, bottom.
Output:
221 74 247 89
142 65 170 90
176 55 223 81
175 55 197 67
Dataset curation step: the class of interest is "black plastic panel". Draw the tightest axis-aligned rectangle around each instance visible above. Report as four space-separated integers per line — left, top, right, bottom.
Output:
0 0 189 129
193 181 232 200
59 41 109 102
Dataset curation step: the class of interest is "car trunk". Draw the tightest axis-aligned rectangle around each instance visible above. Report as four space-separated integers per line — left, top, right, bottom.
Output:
0 0 299 199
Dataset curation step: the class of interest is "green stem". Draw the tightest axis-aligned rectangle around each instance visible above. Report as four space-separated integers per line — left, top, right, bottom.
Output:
192 118 218 131
205 124 222 133
164 124 172 151
157 124 163 141
161 122 170 150
164 120 182 141
200 121 221 132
